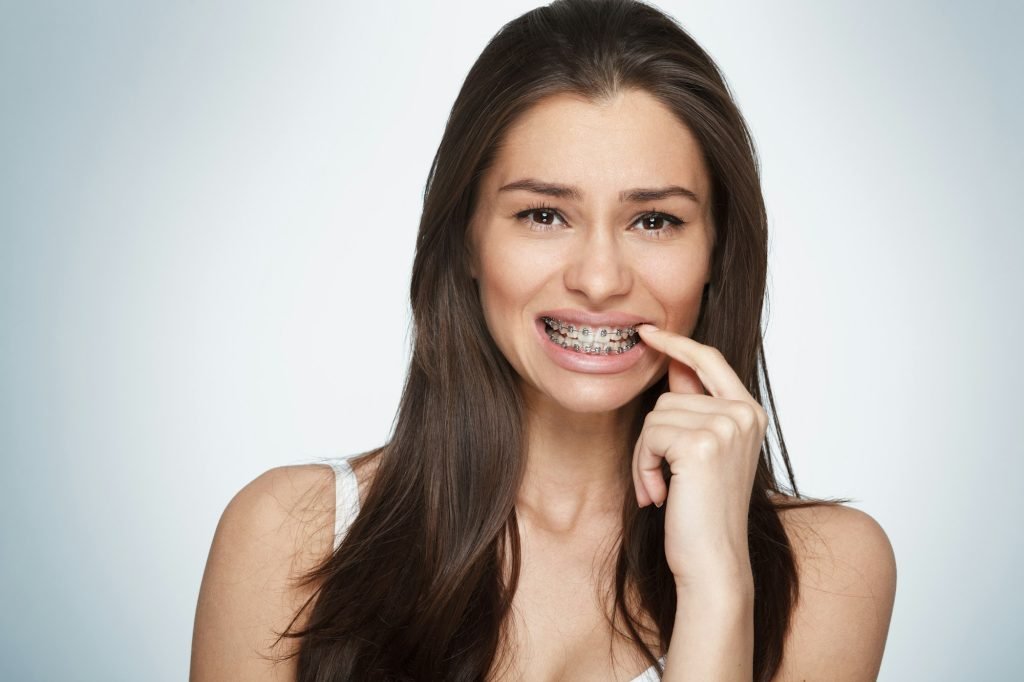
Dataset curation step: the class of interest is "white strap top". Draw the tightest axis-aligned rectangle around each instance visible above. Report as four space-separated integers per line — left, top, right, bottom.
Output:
327 457 666 681
330 457 361 550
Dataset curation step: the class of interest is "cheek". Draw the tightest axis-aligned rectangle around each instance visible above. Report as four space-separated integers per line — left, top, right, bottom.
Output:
477 230 566 292
475 239 555 332
677 287 707 335
473 241 558 380
640 253 709 334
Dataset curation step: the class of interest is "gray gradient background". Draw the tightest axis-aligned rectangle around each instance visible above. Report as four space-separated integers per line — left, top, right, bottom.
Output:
1 1 1021 680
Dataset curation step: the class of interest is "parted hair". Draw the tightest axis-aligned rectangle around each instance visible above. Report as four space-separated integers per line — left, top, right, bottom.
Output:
275 1 846 679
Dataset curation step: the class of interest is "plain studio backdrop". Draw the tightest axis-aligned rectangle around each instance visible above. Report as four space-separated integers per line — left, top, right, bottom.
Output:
1 1 1021 679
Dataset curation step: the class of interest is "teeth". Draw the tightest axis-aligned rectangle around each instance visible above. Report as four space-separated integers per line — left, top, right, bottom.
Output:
541 315 640 355
542 318 638 338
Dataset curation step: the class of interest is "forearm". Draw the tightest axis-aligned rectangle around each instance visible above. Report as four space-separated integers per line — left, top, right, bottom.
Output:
661 581 755 682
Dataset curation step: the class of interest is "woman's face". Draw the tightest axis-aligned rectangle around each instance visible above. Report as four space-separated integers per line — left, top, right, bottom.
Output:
468 88 714 413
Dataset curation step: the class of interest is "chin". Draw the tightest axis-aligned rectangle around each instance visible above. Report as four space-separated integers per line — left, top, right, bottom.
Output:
546 382 641 414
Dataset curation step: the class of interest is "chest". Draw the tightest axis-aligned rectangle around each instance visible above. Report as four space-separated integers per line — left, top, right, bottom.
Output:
488 527 663 682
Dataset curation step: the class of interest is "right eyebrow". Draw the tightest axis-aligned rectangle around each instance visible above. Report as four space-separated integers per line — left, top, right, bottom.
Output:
498 177 701 204
498 178 583 201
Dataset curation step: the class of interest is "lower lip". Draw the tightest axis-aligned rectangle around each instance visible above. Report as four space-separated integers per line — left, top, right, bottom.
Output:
534 318 648 374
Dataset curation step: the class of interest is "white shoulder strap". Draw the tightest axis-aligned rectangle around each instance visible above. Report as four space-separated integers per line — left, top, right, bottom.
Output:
330 458 361 551
627 656 667 682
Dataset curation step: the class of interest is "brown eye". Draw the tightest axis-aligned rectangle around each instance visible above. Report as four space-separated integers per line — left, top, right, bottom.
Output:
515 207 566 230
529 209 557 225
631 211 686 239
636 213 683 231
640 215 665 230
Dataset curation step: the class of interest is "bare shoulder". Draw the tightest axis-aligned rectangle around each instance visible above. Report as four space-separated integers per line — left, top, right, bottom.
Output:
775 497 897 586
190 464 338 682
771 496 898 681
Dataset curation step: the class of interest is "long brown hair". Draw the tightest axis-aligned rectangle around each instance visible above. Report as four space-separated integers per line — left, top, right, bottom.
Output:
276 1 847 679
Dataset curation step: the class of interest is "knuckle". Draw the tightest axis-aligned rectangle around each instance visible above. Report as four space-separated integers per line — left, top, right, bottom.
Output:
732 401 758 429
646 422 667 440
692 429 719 461
711 413 737 437
755 405 769 431
642 410 663 429
654 392 676 411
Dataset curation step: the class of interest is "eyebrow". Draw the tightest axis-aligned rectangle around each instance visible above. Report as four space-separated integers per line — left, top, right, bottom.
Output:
497 178 700 204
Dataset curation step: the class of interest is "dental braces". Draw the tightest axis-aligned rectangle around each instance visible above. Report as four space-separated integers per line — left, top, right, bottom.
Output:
545 333 638 354
541 316 639 354
541 316 638 339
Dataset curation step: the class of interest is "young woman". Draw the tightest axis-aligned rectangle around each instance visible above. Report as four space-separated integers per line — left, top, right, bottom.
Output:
191 1 896 680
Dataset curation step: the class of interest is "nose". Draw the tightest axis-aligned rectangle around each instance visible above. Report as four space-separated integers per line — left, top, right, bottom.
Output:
562 225 633 302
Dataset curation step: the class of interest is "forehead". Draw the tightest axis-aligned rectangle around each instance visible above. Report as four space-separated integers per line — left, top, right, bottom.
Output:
484 89 710 202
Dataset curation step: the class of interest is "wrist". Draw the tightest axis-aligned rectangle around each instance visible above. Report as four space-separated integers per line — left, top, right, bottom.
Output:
666 573 756 682
674 568 754 603
675 582 754 612
672 577 754 640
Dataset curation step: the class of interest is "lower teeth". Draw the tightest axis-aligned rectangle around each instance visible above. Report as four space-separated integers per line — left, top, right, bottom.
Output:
547 332 635 354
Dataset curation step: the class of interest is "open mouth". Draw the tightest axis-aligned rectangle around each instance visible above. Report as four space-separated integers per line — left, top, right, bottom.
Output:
540 316 640 355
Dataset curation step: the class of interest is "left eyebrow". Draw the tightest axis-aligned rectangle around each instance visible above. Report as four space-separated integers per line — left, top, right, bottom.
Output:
497 178 700 204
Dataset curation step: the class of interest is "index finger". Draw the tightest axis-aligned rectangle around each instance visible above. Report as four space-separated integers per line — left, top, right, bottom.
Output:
636 324 752 401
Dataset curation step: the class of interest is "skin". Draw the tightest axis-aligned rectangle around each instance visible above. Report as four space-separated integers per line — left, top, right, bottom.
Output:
190 88 896 681
467 89 720 679
468 88 758 679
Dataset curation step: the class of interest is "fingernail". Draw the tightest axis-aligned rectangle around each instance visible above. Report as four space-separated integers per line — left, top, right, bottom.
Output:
639 323 659 332
654 500 663 508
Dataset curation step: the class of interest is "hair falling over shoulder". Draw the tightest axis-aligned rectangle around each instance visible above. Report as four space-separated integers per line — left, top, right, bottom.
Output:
271 1 848 680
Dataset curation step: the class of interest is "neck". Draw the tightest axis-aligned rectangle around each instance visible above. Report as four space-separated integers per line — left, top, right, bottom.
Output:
516 383 641 533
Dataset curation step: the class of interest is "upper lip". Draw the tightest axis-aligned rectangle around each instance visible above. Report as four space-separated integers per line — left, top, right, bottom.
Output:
538 308 652 329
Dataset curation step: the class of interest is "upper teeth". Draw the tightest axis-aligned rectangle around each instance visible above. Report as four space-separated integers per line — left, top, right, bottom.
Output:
542 320 638 354
541 316 637 340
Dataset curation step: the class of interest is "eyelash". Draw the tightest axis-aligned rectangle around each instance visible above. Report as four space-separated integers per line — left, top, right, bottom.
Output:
513 203 686 239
